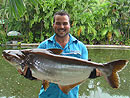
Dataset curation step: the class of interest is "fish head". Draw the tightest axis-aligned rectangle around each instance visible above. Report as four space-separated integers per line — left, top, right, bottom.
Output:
2 50 25 67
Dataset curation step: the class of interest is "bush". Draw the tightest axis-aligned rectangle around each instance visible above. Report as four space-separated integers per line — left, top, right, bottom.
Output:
3 0 130 45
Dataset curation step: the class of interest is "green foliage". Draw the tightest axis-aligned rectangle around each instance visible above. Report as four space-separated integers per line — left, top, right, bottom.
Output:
1 0 130 45
0 26 7 44
8 0 26 20
28 32 33 43
0 33 6 44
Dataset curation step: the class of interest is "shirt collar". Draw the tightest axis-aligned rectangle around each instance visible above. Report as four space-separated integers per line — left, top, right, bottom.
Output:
48 33 78 43
48 34 55 42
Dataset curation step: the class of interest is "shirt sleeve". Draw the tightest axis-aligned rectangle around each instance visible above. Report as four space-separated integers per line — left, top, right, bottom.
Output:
37 41 46 49
81 44 88 60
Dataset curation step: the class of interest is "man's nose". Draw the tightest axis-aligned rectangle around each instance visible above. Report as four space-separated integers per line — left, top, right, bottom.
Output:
59 24 64 28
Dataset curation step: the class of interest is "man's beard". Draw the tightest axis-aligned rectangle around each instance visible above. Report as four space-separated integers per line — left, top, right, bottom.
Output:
55 29 69 38
55 32 69 38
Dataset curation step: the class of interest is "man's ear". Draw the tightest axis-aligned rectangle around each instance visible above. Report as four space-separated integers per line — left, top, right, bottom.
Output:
53 23 55 28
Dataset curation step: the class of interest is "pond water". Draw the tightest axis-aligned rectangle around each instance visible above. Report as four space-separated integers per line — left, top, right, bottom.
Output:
0 47 130 98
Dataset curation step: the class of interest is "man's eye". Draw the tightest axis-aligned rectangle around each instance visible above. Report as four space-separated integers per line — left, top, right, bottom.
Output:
56 22 61 25
63 22 68 25
55 22 68 25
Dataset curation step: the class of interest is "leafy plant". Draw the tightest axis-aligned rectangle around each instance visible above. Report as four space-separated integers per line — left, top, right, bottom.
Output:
0 26 7 44
1 0 130 45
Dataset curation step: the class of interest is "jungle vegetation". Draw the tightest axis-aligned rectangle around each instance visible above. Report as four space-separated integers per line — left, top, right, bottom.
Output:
0 0 129 45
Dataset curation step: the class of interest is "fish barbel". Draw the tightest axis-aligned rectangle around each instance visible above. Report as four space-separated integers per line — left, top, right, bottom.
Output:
2 49 128 94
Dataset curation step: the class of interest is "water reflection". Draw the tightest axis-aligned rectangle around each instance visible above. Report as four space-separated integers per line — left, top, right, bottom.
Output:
0 96 16 98
80 87 129 98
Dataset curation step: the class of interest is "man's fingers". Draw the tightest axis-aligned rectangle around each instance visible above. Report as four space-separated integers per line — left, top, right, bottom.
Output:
17 66 29 76
96 69 102 77
23 66 29 76
17 66 37 80
17 69 23 75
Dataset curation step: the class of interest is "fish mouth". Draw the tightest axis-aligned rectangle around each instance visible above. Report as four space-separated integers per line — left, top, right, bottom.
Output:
2 51 12 61
2 50 23 62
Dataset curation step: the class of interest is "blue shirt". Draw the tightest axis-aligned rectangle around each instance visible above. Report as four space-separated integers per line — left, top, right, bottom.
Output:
38 34 88 98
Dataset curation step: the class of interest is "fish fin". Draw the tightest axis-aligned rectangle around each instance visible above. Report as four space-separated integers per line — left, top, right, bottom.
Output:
21 49 30 54
58 80 84 94
42 80 49 91
48 49 63 54
103 60 128 88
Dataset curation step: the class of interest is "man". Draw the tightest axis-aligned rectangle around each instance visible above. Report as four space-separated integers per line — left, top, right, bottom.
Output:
19 10 101 98
37 10 100 98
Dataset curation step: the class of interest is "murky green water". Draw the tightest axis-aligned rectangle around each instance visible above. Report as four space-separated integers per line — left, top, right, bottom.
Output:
0 47 130 98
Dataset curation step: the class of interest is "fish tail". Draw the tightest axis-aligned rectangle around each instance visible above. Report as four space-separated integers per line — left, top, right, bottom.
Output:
103 60 128 88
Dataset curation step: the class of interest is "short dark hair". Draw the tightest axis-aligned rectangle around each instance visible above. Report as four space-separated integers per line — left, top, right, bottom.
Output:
53 10 70 23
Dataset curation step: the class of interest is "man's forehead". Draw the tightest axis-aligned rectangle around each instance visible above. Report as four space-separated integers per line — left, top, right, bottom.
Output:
55 15 69 22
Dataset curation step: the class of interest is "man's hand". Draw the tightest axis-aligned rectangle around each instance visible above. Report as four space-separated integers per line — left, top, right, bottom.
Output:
89 68 102 79
17 66 37 80
96 68 102 77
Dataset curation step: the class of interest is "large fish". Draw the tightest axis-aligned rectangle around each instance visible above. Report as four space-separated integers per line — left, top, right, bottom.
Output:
2 49 128 94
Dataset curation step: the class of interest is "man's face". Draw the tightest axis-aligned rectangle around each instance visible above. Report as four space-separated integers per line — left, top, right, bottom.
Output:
53 15 70 38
